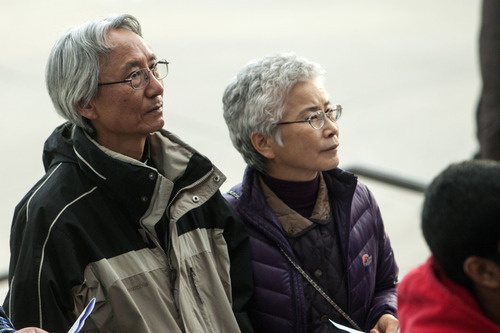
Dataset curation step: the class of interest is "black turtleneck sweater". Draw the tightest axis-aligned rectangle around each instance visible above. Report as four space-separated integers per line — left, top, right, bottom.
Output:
260 173 320 218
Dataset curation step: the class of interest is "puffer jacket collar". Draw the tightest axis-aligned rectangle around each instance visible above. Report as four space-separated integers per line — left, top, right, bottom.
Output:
230 167 292 254
230 166 357 256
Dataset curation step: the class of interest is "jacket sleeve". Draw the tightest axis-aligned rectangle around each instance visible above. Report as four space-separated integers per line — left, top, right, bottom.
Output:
220 194 255 333
366 194 399 328
4 198 78 333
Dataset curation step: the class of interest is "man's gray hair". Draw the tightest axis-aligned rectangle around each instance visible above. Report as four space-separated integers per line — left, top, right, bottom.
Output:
46 14 142 133
222 53 325 174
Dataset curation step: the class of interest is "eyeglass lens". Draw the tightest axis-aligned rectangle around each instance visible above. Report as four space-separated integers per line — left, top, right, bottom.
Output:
130 61 169 89
309 108 341 129
309 111 325 129
152 61 169 80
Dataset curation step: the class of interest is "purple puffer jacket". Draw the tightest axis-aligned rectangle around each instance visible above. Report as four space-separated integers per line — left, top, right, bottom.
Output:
224 167 398 332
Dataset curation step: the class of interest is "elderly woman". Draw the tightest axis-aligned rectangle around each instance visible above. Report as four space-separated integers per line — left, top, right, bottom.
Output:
222 53 399 333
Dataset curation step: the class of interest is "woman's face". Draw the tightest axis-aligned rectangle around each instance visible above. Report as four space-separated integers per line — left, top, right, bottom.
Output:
264 80 340 181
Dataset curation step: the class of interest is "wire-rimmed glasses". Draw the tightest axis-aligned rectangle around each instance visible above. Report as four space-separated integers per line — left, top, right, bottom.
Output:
98 59 169 90
275 105 342 129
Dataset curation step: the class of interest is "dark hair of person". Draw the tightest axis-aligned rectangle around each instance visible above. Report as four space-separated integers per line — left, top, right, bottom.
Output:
422 160 500 289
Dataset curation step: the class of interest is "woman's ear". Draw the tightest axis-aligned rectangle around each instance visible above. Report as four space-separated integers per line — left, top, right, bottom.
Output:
464 256 500 289
76 100 98 120
250 132 275 159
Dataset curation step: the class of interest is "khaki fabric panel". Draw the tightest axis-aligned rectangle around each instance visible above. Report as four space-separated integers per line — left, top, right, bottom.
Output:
72 247 183 332
176 228 239 333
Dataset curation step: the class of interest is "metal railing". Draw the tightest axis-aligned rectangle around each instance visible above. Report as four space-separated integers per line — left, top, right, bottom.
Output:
0 166 427 284
346 165 427 193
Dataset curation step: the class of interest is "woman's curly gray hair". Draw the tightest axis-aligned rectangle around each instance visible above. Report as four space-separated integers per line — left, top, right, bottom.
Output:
222 53 325 174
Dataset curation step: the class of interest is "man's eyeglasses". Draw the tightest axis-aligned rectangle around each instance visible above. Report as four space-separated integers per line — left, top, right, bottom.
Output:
275 105 342 130
98 59 169 90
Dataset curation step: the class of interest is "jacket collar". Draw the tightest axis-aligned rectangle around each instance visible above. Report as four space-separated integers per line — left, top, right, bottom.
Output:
72 125 158 222
259 173 331 236
42 123 221 224
234 167 357 250
237 167 358 208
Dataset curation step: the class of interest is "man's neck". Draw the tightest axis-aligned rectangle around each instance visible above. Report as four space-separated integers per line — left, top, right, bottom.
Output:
95 134 147 161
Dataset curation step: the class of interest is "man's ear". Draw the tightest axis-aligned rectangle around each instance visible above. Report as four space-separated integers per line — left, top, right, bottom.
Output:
76 100 98 120
464 256 500 289
250 132 275 159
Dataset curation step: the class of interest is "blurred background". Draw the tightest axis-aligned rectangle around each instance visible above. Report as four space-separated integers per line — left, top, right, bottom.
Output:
0 0 481 300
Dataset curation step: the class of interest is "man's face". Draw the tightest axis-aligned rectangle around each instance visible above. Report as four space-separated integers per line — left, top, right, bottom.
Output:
83 28 164 150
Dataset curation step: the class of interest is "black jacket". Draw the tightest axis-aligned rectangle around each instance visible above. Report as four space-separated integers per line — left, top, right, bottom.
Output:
4 123 253 333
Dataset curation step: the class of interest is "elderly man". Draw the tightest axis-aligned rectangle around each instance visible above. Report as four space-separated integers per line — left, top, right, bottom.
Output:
3 14 253 333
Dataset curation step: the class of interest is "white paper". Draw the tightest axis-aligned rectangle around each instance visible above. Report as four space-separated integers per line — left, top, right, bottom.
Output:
67 298 96 333
329 319 364 333
329 319 400 333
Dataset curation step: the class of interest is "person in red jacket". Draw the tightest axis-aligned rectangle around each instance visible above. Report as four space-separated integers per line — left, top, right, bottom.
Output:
397 160 500 332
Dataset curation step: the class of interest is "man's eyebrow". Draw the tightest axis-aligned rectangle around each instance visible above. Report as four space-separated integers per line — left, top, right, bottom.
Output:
122 56 158 72
122 60 141 73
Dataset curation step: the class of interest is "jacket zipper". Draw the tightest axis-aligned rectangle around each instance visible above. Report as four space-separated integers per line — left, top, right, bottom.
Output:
163 168 214 309
138 208 179 309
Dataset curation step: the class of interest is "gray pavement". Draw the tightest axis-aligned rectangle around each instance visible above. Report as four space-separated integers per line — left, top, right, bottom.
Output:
0 0 481 300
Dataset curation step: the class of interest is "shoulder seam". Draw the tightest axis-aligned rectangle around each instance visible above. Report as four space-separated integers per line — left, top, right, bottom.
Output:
26 163 63 222
73 147 106 180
